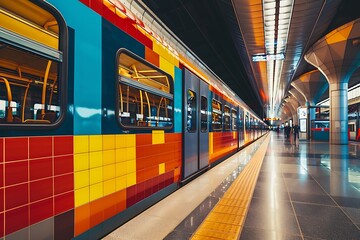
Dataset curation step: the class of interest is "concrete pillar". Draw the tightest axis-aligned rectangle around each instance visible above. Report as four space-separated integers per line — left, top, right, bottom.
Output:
305 19 360 144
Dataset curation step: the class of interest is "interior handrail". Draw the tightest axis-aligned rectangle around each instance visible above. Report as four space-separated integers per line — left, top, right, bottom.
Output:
22 83 30 122
41 60 52 117
0 76 13 122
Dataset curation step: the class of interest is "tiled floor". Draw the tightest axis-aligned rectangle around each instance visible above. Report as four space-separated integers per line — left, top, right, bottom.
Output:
104 132 360 239
240 132 360 240
104 135 268 240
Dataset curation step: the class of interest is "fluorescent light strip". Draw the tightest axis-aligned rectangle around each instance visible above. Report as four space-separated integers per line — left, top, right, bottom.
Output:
263 0 294 117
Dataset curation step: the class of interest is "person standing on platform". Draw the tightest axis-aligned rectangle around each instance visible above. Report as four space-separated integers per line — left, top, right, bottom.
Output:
293 124 300 145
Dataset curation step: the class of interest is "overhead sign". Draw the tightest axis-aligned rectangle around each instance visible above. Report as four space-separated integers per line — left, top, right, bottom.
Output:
252 53 285 62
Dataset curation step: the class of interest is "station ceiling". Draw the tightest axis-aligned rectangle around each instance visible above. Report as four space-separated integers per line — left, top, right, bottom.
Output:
141 0 360 118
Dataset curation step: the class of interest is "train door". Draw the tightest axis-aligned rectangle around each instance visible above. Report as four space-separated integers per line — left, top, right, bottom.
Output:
238 108 244 147
348 121 356 140
183 69 209 179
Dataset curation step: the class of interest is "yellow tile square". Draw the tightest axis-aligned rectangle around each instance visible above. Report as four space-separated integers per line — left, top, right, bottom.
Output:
74 170 89 189
75 186 89 207
103 134 115 150
126 134 136 147
159 163 165 175
89 183 103 201
116 162 127 177
116 176 127 191
89 167 103 185
115 134 126 149
103 178 116 196
116 148 127 162
74 153 89 172
126 147 136 161
159 56 175 79
89 151 103 169
89 135 103 152
74 135 89 154
126 160 136 173
126 172 136 187
103 164 116 181
152 130 164 145
103 149 115 165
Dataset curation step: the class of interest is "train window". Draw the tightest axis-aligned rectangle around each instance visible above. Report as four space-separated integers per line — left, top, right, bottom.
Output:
348 124 355 132
211 99 222 131
0 1 66 125
200 96 208 131
245 115 250 130
224 105 230 130
231 108 237 131
117 50 173 129
239 110 243 131
187 90 197 132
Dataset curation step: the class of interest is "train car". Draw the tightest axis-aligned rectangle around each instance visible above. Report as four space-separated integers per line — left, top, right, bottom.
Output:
0 0 267 239
348 102 360 141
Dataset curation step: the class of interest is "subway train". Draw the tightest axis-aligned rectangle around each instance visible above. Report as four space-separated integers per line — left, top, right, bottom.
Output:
0 0 268 239
348 101 360 141
311 100 360 141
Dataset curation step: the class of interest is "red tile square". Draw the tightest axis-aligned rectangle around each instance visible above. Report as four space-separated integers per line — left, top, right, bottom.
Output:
30 178 53 202
114 190 126 213
5 183 28 210
29 136 52 159
126 185 137 207
89 199 104 228
5 205 29 235
54 173 73 195
103 193 116 220
54 155 73 175
54 136 73 156
136 182 145 202
0 212 3 238
136 134 152 146
54 192 74 215
5 161 28 186
30 197 53 225
0 164 3 188
0 188 3 213
0 138 3 163
29 157 52 181
5 137 28 162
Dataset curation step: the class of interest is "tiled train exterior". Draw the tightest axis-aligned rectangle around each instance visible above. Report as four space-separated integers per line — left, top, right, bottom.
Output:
0 0 266 239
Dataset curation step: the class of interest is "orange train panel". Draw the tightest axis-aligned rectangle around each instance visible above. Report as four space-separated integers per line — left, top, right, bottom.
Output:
209 132 238 164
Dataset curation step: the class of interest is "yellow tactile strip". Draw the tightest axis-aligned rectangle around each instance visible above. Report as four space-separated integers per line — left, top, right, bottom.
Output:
191 134 270 240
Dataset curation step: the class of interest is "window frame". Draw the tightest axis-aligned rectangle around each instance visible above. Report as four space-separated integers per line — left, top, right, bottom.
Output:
200 95 208 132
0 0 68 129
186 89 197 133
224 105 231 131
211 98 223 131
116 48 174 130
231 108 237 131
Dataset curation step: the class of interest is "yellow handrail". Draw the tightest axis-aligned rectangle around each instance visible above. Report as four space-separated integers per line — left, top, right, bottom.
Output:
22 83 30 122
41 60 52 117
144 91 151 124
119 84 123 113
48 76 58 106
0 77 13 122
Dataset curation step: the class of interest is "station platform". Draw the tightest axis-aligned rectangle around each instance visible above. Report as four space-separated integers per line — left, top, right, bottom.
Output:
104 132 360 240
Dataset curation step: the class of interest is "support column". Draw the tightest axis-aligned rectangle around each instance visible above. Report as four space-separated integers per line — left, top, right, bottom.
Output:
329 82 348 144
305 19 360 144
